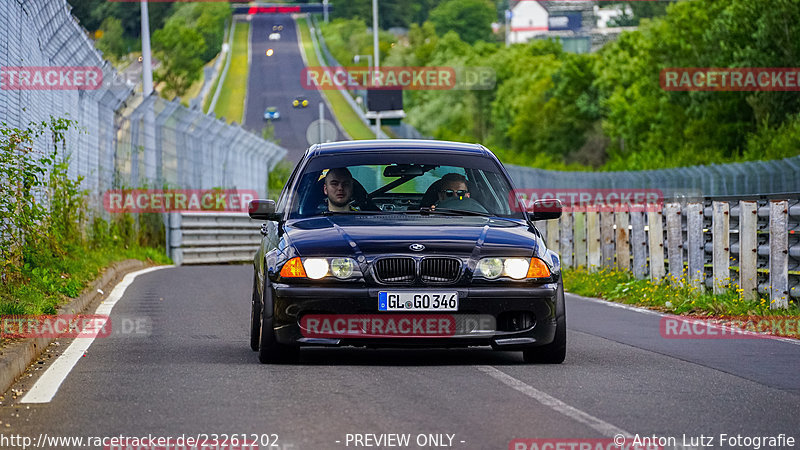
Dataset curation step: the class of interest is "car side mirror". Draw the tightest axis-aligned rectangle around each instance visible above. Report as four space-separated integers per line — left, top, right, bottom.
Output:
249 199 280 221
529 199 562 221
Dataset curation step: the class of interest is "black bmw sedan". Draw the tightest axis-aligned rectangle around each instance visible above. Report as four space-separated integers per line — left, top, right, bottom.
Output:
248 140 565 364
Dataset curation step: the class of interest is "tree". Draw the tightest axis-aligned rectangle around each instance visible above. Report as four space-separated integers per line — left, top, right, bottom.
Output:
96 17 126 62
428 0 496 44
152 21 206 98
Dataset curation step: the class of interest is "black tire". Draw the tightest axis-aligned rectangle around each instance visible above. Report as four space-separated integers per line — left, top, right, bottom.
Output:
249 273 261 352
522 278 566 364
258 277 298 364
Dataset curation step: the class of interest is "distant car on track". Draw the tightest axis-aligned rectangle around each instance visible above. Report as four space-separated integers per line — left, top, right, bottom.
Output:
269 32 280 41
292 97 309 108
263 107 280 121
247 140 566 364
272 24 284 32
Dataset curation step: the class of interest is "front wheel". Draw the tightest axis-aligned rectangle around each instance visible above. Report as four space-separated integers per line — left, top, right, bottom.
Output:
258 278 298 364
249 273 261 352
522 278 566 364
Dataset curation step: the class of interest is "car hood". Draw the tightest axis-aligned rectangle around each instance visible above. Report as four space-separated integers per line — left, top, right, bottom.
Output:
283 215 544 259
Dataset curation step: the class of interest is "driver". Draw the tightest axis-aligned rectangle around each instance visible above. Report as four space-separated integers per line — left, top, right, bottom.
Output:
324 167 356 212
437 173 471 203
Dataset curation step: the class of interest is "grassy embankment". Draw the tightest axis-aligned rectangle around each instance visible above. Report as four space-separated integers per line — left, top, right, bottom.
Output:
295 17 375 140
211 22 250 124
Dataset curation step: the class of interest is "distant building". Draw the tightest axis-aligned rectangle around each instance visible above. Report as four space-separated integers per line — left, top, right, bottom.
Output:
507 1 634 53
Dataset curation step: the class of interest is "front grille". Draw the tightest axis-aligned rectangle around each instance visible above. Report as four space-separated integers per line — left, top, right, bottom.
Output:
374 257 415 283
420 257 461 283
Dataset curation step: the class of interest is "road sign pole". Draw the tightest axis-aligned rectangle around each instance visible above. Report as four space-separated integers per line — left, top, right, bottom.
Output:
319 102 324 143
141 0 154 96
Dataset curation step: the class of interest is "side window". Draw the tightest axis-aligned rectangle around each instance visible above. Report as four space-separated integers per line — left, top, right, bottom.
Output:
275 163 301 214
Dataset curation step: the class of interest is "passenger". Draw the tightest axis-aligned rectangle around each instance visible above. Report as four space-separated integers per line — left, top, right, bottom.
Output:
436 173 471 203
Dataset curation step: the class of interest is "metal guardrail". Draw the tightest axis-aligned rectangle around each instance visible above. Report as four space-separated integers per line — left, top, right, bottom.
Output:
537 195 800 307
168 213 260 265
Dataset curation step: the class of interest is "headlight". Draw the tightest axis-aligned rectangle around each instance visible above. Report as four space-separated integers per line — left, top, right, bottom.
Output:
303 258 329 279
475 257 551 280
279 256 360 280
330 258 355 279
477 258 503 279
504 258 529 279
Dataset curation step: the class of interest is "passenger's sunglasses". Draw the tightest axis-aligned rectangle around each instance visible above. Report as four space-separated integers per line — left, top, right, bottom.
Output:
440 189 468 198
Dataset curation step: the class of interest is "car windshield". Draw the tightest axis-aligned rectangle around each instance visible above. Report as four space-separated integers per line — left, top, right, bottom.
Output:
287 151 523 219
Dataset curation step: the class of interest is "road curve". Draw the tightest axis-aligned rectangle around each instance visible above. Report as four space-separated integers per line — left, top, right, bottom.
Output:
2 265 798 449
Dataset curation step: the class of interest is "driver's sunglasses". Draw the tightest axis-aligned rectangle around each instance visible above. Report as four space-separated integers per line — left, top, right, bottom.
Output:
440 189 468 197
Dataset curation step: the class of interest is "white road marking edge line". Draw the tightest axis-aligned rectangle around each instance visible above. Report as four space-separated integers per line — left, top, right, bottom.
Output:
477 365 633 438
20 266 172 404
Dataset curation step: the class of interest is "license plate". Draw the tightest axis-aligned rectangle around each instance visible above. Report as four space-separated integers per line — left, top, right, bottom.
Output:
378 291 459 311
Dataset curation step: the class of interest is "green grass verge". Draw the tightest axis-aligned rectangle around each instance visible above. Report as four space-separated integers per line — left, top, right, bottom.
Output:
0 244 170 317
213 21 250 124
295 17 375 140
563 266 800 337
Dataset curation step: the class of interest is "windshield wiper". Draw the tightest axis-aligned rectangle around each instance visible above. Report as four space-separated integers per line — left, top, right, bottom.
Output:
320 210 383 216
416 207 492 217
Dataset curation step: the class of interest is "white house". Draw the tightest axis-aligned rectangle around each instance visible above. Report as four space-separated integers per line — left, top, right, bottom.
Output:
507 0 550 44
507 1 596 44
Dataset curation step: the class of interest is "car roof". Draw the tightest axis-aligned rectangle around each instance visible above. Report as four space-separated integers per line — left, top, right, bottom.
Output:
308 140 490 158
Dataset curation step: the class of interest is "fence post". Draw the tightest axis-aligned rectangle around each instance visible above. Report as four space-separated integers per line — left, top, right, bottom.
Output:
738 201 758 300
615 207 630 271
546 219 559 253
587 206 601 270
769 200 789 309
686 202 704 289
573 211 587 268
630 210 647 279
559 213 573 269
664 203 683 284
600 209 615 267
648 208 665 282
712 201 730 295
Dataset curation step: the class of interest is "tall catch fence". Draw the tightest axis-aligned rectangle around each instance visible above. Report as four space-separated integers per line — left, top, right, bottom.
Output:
1 0 287 211
507 158 800 197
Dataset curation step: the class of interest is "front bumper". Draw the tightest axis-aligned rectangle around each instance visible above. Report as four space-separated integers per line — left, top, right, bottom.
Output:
271 284 558 349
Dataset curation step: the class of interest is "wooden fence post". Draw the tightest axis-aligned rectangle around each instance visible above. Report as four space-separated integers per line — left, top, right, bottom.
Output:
600 209 615 267
738 201 758 300
630 210 647 279
769 200 789 309
686 202 705 289
664 203 683 284
648 208 665 282
712 201 730 295
560 213 573 269
574 211 587 268
546 219 559 254
615 208 630 271
587 206 601 270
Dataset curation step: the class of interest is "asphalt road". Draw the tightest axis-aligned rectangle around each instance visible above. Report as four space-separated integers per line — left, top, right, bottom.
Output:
244 15 345 163
3 265 799 450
